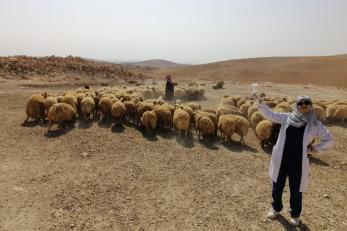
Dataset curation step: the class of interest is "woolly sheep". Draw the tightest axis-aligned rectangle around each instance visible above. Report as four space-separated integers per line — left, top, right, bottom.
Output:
255 120 273 147
98 97 113 121
111 101 126 125
239 102 253 116
141 110 157 135
44 96 58 115
137 102 155 125
81 96 95 121
62 94 77 112
47 103 77 132
195 115 214 140
326 104 347 123
154 104 173 130
312 104 325 121
216 105 243 119
186 102 201 112
247 105 258 119
203 108 217 114
221 96 235 107
173 106 190 137
250 111 265 128
230 115 251 144
24 93 46 123
217 114 236 142
123 100 137 124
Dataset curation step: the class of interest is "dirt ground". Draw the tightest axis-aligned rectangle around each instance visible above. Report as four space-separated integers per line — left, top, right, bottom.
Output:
0 79 346 231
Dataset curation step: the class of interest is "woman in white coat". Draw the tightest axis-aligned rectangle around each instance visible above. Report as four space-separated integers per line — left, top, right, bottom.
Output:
256 95 333 226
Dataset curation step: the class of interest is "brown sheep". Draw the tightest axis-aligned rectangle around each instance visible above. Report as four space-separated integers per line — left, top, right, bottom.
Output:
81 96 95 121
154 104 173 130
255 120 273 148
250 111 265 128
44 96 58 116
313 104 325 121
195 116 215 140
141 111 157 135
111 101 126 125
62 94 77 112
98 97 113 121
123 100 137 124
173 106 190 137
24 93 46 123
218 114 236 142
47 103 77 132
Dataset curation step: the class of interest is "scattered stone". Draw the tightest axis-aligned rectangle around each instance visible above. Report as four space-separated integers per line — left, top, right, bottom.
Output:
323 194 329 199
80 152 89 158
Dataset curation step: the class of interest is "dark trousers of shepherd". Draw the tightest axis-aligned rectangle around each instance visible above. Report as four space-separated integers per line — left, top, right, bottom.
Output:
272 125 305 218
165 81 175 101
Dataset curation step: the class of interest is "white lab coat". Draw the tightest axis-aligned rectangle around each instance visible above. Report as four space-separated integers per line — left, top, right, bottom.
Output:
257 102 333 192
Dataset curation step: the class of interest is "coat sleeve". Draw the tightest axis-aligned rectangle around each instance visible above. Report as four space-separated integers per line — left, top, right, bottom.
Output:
311 122 333 152
257 102 288 124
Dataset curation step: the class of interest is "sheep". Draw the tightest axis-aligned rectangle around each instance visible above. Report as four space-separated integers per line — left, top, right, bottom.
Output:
44 96 58 116
141 110 157 135
57 96 63 103
236 97 249 108
217 114 236 142
98 97 113 121
216 105 243 119
274 102 292 113
75 93 86 114
47 103 77 132
137 102 155 125
182 105 194 123
247 105 258 119
312 104 325 121
255 120 273 148
265 101 277 108
250 111 265 128
221 96 235 107
186 102 201 112
154 104 173 130
173 106 190 137
111 101 126 125
24 93 46 123
203 108 217 114
80 96 95 121
62 94 77 112
230 115 251 144
326 104 347 123
92 92 100 118
240 102 253 116
195 115 215 140
123 100 137 124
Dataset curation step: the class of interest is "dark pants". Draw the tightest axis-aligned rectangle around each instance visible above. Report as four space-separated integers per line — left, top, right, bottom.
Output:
272 157 302 218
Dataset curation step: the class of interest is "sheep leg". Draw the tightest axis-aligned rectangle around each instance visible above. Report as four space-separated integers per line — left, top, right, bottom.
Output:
24 116 29 123
184 129 188 137
47 122 53 132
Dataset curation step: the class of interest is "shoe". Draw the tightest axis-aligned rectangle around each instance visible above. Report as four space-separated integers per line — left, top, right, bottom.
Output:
289 217 300 226
267 208 280 219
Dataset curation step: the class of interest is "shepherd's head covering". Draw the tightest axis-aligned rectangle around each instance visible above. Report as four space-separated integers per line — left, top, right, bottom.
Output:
288 95 317 128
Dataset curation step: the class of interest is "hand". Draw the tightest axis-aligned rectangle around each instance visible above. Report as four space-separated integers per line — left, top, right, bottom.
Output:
253 94 263 104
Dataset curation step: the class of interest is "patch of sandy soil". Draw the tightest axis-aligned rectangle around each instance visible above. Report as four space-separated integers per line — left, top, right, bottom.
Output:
0 80 346 231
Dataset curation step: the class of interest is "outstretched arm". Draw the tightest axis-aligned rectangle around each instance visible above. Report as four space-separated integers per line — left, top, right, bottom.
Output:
257 101 288 124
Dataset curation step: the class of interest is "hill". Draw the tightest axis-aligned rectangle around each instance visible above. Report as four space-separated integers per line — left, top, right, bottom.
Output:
123 59 186 69
152 54 347 87
0 55 146 82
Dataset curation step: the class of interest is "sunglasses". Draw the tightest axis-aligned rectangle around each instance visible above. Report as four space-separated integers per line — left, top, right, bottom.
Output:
297 100 312 106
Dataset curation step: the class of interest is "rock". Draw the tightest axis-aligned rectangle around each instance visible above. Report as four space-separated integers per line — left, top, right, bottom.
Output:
323 194 329 198
80 152 89 158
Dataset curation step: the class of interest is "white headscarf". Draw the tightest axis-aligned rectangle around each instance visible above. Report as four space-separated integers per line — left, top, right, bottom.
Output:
288 95 318 128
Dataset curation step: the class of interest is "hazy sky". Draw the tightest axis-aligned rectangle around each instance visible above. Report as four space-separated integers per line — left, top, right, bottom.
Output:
0 0 346 64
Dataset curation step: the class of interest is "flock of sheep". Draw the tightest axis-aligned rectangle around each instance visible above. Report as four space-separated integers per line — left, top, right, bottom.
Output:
24 84 347 148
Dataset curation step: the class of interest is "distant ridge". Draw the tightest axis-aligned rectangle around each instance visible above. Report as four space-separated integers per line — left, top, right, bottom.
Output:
123 59 186 69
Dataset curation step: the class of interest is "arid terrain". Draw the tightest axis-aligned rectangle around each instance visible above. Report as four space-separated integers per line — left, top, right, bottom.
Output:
0 70 346 231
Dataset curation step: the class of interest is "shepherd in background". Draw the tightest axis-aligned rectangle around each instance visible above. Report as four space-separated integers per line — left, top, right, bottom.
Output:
165 75 176 101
